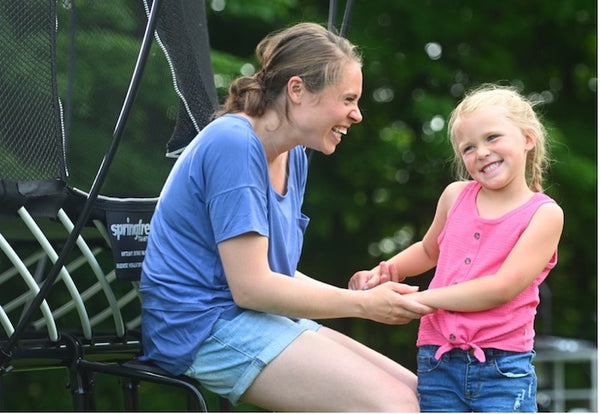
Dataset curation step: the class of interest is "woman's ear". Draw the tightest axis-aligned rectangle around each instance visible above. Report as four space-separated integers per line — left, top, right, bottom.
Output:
287 76 304 103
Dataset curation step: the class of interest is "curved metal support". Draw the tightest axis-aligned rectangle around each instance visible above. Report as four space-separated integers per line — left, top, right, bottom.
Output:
18 207 92 340
0 232 58 342
56 209 126 337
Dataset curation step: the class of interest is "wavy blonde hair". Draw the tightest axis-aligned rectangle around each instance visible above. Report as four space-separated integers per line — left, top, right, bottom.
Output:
447 84 550 192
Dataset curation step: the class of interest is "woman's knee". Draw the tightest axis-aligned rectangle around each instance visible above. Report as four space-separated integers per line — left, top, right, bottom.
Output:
365 379 420 412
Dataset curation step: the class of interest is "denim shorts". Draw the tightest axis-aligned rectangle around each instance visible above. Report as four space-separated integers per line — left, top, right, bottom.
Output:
417 345 537 412
184 310 321 405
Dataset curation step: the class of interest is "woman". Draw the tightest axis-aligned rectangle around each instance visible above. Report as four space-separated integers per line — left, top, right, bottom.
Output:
140 22 432 411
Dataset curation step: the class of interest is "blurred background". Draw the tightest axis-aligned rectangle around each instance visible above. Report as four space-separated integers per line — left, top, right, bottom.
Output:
2 0 596 411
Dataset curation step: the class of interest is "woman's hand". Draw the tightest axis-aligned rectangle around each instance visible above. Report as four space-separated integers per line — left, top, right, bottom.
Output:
361 282 435 325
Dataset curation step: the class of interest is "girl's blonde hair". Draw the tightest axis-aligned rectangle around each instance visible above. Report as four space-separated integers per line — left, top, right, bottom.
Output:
447 84 550 192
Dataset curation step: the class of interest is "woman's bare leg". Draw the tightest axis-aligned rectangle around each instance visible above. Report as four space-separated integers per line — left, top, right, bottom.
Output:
319 326 418 393
240 327 419 412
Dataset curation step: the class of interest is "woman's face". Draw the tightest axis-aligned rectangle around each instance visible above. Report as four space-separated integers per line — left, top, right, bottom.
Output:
292 60 363 155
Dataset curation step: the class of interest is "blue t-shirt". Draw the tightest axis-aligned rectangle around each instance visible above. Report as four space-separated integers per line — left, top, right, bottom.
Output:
139 114 310 374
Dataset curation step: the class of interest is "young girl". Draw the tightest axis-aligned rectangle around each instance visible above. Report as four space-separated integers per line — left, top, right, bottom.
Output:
349 84 564 412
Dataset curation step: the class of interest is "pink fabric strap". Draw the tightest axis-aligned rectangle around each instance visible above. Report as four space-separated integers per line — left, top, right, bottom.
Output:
434 343 486 363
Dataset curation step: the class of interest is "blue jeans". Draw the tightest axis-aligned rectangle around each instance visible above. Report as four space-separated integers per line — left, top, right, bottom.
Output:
417 345 537 412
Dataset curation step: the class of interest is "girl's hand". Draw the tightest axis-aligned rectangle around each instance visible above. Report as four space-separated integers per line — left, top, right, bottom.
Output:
379 260 405 283
348 261 405 291
348 262 383 290
348 269 377 290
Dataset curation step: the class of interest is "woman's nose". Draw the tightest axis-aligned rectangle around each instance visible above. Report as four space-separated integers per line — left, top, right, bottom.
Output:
350 106 363 123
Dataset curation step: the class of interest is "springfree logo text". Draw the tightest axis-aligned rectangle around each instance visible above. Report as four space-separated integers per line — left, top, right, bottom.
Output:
110 217 150 242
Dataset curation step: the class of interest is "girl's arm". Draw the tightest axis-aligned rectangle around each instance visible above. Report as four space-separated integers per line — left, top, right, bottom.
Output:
408 202 564 311
218 233 435 325
349 181 466 290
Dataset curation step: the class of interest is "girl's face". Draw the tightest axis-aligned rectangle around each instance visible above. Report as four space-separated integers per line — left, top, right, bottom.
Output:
292 60 363 154
452 106 535 191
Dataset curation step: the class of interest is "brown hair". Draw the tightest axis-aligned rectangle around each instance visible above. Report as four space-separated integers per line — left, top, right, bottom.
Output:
219 22 362 119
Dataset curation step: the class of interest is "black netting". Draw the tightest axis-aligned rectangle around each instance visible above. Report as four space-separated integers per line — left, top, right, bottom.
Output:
144 0 218 157
0 0 218 213
0 1 67 183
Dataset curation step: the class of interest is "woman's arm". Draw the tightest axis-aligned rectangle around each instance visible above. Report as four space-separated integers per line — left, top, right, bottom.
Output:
294 270 336 287
408 202 564 311
218 233 435 325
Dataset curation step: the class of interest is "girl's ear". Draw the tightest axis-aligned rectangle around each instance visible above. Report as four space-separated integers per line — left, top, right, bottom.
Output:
524 128 537 151
287 76 304 103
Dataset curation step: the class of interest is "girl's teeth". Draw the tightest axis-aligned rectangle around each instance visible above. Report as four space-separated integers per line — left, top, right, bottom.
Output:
483 162 501 173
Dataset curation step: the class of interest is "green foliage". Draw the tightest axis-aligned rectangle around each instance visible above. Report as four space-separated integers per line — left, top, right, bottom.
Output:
213 0 299 21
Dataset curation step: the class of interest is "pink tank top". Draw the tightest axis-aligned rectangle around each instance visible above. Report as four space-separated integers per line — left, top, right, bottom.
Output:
416 181 558 362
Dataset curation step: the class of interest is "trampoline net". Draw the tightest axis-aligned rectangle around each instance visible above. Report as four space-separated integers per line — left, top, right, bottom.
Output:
0 1 67 183
144 0 218 157
0 0 218 209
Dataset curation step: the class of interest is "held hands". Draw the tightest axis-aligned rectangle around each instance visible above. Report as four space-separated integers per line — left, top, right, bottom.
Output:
348 261 405 290
348 261 434 325
360 282 434 325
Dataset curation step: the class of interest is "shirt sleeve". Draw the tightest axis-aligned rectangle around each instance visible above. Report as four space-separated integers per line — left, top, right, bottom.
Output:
198 123 271 244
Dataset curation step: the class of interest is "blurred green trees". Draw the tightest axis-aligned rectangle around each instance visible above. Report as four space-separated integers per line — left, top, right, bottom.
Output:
2 0 596 410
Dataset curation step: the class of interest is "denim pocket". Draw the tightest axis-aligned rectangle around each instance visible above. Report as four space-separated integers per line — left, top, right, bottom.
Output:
492 351 535 378
417 346 443 373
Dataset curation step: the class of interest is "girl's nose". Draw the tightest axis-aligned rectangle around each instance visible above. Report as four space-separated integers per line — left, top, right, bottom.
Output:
476 145 490 158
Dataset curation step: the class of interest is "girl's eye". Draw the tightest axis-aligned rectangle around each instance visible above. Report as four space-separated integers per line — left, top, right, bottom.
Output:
462 145 474 154
487 134 500 141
